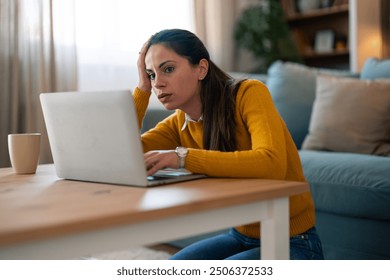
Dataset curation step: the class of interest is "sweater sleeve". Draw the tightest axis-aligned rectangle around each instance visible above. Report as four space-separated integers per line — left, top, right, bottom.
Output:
186 80 289 179
132 87 151 130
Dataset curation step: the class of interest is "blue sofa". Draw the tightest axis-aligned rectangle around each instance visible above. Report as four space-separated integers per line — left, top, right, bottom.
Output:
142 58 390 260
267 58 390 259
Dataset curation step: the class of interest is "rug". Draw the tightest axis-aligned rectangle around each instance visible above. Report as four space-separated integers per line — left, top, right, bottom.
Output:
83 247 172 260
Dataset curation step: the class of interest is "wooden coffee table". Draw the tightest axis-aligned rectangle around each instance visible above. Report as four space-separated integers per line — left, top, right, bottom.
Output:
0 164 309 260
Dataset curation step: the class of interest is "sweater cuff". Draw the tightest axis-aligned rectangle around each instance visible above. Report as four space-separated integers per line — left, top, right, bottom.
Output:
185 149 208 175
133 87 152 112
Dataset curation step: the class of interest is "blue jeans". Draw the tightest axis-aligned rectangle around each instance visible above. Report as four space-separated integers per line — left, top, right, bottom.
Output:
170 227 324 260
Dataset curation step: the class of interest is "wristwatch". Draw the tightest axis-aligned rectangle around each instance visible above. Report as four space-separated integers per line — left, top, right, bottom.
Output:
175 146 188 169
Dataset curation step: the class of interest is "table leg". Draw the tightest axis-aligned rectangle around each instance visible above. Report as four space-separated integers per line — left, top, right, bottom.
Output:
261 197 289 260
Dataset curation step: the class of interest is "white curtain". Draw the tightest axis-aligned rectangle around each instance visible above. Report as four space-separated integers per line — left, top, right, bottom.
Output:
193 0 237 71
192 0 260 72
0 0 78 167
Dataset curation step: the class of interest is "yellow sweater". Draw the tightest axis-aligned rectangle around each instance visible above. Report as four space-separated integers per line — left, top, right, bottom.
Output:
133 79 315 238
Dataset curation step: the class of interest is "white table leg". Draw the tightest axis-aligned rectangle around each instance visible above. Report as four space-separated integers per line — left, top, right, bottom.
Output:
261 197 289 260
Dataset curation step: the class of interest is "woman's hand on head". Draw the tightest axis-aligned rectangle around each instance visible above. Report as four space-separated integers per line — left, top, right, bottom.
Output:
137 39 152 93
144 150 179 176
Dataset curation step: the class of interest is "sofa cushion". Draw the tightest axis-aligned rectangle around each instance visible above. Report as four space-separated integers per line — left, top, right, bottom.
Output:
266 61 357 148
361 57 390 79
316 211 390 260
299 150 390 220
229 72 268 83
302 75 390 156
141 108 174 133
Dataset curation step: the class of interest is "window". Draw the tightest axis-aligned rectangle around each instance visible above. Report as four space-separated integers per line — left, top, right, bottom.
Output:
75 0 194 101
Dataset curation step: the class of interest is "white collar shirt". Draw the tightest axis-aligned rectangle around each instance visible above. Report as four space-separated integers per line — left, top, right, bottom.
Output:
181 113 203 131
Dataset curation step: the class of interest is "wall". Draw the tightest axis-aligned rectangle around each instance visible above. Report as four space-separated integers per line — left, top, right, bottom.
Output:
381 0 390 58
349 0 383 72
195 0 260 73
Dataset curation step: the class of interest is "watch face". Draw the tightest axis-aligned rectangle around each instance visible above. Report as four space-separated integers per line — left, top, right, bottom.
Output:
176 146 188 157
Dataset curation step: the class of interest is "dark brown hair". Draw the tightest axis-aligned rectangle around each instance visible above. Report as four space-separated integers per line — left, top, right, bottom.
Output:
147 29 244 151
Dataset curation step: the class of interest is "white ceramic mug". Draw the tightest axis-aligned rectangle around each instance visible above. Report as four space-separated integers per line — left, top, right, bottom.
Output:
8 133 41 174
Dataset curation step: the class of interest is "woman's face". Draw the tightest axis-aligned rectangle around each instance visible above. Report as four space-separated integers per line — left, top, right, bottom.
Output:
145 44 207 117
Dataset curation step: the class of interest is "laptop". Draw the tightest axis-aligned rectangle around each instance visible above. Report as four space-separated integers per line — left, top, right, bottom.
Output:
40 90 206 187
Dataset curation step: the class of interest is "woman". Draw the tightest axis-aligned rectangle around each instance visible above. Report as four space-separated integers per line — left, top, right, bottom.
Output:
134 29 323 260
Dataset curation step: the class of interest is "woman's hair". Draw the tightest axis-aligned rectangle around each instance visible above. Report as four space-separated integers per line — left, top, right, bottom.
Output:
147 29 244 152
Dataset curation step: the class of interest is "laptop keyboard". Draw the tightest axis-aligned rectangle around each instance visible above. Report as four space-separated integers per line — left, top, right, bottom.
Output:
147 175 170 181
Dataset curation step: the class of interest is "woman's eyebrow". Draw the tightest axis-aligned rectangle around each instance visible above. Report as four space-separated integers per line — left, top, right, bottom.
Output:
158 60 175 68
146 60 175 71
146 60 176 73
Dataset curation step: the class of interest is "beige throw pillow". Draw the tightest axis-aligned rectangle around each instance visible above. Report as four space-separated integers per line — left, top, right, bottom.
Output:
302 75 390 156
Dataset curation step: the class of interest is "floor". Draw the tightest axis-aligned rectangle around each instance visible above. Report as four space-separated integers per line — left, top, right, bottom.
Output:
148 243 181 255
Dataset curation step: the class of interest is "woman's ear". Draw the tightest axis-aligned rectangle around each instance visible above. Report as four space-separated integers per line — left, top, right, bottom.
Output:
198 59 209 80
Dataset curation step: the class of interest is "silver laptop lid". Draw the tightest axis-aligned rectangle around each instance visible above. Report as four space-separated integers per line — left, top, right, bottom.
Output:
40 90 149 187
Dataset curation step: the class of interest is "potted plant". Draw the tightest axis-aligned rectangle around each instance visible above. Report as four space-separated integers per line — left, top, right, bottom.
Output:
234 0 302 73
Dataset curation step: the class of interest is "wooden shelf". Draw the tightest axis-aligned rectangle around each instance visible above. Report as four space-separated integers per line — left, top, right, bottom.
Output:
287 4 349 22
280 0 350 69
302 49 349 59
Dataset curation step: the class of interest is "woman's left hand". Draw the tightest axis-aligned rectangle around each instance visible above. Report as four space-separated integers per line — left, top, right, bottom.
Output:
137 39 152 93
144 150 179 176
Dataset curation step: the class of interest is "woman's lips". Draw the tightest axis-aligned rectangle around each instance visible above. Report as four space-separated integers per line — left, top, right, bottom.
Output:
158 93 172 102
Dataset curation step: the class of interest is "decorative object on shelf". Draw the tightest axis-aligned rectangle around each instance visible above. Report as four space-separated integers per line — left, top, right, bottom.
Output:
320 0 334 8
332 0 348 5
295 0 321 13
234 0 302 73
314 29 335 53
334 33 348 51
